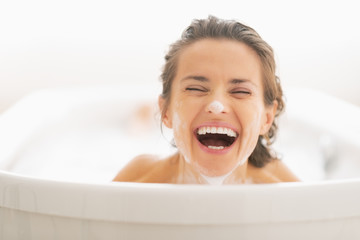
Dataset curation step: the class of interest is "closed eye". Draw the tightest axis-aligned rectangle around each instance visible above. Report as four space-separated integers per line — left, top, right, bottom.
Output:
185 87 207 92
231 90 251 95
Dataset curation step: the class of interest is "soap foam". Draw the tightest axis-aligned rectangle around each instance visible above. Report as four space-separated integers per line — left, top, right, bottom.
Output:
208 100 224 114
200 171 233 185
172 112 191 164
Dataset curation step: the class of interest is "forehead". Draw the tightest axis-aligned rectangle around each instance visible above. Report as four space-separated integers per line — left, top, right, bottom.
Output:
175 39 263 84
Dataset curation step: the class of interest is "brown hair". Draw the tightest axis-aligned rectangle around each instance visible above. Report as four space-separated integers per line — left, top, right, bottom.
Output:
160 16 284 168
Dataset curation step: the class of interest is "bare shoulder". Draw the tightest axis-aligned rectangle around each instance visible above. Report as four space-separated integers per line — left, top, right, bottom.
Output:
263 159 300 182
112 154 160 182
113 153 179 183
247 159 300 183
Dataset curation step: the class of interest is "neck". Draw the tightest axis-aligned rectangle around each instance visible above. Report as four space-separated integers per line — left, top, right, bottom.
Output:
176 153 248 185
199 171 233 185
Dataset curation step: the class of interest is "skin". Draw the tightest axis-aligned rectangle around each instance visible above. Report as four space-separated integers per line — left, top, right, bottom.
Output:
114 39 299 184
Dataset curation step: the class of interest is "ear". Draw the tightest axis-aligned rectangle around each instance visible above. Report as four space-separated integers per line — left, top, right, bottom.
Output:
260 100 278 135
158 95 173 129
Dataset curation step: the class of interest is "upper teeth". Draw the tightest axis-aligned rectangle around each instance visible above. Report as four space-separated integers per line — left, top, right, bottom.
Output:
197 126 237 137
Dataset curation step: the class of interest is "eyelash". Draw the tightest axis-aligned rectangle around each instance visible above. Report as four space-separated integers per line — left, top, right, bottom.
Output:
185 87 207 92
185 87 252 96
231 90 251 95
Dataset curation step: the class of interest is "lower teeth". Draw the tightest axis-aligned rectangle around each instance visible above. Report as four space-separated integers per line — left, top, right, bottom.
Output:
208 146 225 150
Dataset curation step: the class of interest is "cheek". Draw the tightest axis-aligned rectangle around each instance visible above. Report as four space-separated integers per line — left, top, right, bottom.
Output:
171 98 197 133
171 103 191 149
239 104 263 130
172 111 193 164
172 112 187 136
237 104 264 149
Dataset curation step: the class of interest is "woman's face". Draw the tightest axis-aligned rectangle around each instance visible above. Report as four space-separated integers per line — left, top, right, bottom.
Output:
160 39 277 177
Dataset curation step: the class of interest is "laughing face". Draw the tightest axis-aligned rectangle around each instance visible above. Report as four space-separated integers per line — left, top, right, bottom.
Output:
159 39 277 177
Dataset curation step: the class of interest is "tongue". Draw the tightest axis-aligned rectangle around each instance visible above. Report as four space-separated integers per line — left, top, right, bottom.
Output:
201 138 228 147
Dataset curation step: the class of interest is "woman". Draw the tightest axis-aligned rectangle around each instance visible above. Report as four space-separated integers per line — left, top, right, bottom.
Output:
114 16 299 184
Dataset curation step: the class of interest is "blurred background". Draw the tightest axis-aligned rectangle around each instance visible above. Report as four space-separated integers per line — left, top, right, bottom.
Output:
1 0 360 113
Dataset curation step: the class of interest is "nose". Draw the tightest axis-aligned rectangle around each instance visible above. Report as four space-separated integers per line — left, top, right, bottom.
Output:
206 100 226 114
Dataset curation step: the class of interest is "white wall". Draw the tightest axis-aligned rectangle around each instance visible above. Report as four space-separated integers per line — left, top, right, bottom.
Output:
1 0 359 112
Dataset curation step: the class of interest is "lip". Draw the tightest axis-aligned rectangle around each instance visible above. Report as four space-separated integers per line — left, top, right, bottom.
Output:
193 121 239 155
193 121 239 134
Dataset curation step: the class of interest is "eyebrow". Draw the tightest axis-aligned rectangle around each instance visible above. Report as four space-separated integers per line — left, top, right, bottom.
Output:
230 78 257 87
181 75 209 82
181 75 257 87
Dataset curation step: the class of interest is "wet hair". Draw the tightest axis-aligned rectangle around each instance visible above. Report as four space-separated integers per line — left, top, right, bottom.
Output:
160 16 284 168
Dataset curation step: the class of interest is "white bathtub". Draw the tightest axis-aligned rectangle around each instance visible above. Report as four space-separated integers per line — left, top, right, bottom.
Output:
1 85 360 239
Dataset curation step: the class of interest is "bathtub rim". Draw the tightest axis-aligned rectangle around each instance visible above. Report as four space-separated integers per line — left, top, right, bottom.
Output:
1 169 360 225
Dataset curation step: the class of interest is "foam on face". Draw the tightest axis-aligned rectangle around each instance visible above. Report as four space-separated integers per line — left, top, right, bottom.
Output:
172 112 191 164
172 100 252 183
237 157 248 167
208 100 224 114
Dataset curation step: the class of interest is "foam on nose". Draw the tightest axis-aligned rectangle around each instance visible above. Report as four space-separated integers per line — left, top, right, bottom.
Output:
208 100 224 114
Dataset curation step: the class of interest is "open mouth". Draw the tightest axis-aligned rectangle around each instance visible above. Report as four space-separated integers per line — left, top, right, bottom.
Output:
195 126 238 150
